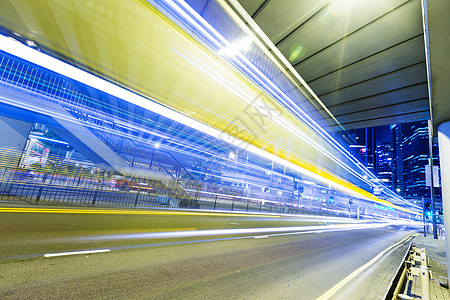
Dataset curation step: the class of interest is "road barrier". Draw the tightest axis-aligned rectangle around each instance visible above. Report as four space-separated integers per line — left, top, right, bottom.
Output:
387 244 432 300
0 166 358 218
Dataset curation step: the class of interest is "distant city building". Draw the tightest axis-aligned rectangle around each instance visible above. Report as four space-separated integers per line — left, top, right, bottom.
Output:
375 142 393 189
343 121 441 204
400 121 441 201
346 127 394 188
391 124 405 196
345 127 376 172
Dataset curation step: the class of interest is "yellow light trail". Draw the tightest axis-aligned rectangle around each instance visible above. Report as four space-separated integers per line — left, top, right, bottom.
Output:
0 207 279 218
0 1 418 214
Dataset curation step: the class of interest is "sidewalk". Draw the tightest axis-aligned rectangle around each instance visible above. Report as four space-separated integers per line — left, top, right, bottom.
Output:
408 234 449 299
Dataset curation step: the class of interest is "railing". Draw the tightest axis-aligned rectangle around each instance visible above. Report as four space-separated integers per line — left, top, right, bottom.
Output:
194 192 345 216
386 243 434 300
0 161 352 217
93 129 201 202
0 163 189 208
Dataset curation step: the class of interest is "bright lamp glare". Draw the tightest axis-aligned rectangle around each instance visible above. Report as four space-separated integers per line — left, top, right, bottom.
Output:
329 0 355 16
219 36 252 56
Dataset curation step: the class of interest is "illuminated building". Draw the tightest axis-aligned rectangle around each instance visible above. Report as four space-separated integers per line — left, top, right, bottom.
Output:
400 121 441 201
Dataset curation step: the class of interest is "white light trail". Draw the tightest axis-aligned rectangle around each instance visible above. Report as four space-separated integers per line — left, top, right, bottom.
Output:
0 34 370 201
160 2 380 183
44 249 110 258
80 222 389 241
171 44 376 189
160 0 419 210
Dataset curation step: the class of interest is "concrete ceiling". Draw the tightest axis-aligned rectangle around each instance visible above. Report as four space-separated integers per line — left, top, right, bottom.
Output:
427 0 450 127
236 0 431 130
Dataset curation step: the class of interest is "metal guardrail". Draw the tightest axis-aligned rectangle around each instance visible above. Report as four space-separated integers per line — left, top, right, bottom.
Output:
384 240 414 300
403 246 432 300
385 242 433 300
0 165 196 209
0 163 349 217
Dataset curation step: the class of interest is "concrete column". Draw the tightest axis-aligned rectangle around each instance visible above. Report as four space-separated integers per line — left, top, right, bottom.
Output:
0 116 32 168
437 121 450 282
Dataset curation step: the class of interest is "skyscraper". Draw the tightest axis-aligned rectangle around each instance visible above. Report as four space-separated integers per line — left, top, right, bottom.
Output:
346 127 376 172
399 121 441 201
343 121 441 203
376 142 393 189
392 124 405 196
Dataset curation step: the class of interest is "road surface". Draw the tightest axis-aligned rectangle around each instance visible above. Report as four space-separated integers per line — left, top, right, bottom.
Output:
0 205 417 299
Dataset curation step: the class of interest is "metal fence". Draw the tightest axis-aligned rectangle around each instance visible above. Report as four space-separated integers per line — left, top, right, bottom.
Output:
0 166 195 208
0 165 352 217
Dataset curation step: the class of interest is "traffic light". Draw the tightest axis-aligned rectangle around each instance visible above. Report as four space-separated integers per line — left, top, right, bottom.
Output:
294 181 304 193
424 202 431 219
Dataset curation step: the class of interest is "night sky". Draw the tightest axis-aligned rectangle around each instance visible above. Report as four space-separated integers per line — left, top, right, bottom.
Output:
376 125 391 144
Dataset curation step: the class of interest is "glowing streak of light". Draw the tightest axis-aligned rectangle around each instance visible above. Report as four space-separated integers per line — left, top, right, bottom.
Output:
0 36 353 199
171 47 380 188
78 222 390 241
162 0 414 208
0 34 413 212
223 2 416 209
0 26 415 213
44 249 110 258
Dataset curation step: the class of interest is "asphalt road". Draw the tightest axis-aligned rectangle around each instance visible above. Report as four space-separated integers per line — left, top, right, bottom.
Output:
0 205 417 299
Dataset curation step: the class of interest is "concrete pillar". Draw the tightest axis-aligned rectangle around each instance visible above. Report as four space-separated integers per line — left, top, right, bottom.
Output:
0 116 32 168
437 121 450 282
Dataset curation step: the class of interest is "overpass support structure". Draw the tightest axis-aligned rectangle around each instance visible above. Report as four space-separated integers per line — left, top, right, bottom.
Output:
437 123 450 284
0 116 32 168
424 0 450 283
